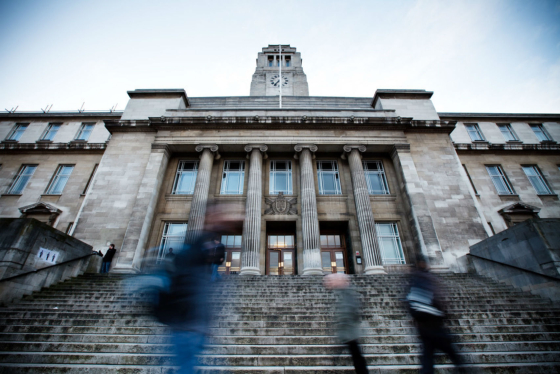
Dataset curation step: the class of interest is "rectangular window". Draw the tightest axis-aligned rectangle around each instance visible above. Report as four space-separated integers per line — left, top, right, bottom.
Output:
158 222 187 263
6 124 28 141
221 161 245 194
285 57 291 67
462 164 478 194
530 124 552 142
8 165 37 194
222 235 243 248
75 123 95 141
270 160 292 195
464 123 485 141
41 123 61 141
172 161 198 194
498 124 519 141
363 161 390 194
82 164 98 194
46 165 74 194
317 161 342 195
375 223 406 265
522 165 553 195
486 165 515 195
268 57 274 67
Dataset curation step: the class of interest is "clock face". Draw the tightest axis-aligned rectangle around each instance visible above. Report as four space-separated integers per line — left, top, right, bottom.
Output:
270 74 289 87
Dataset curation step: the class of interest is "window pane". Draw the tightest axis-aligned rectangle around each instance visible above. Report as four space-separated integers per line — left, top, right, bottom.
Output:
76 124 94 140
284 252 293 275
285 236 293 247
231 252 241 273
531 125 551 141
499 125 517 141
321 252 332 273
158 222 187 263
9 165 37 194
465 124 484 141
269 236 277 248
43 124 61 141
269 252 279 275
522 166 552 194
376 223 405 265
320 235 327 247
234 236 242 247
486 166 514 195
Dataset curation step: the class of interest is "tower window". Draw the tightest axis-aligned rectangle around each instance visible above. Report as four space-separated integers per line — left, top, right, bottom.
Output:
285 57 291 67
268 56 274 67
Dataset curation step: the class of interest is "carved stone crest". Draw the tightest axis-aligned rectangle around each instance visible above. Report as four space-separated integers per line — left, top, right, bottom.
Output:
265 192 297 215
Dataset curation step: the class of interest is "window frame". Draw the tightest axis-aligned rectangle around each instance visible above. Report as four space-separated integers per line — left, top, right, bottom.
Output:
317 160 342 195
6 123 28 141
464 123 486 142
530 124 552 142
75 123 95 141
7 164 38 194
375 222 406 265
172 160 199 195
522 165 554 195
486 165 515 195
497 123 519 142
363 160 390 195
269 160 293 195
158 222 188 263
220 160 246 195
45 165 75 195
41 123 61 141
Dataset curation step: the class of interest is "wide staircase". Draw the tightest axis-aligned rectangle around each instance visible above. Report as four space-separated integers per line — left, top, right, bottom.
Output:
0 273 559 373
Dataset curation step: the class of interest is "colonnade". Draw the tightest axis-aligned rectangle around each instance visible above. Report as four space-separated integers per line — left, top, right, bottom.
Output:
182 143 387 275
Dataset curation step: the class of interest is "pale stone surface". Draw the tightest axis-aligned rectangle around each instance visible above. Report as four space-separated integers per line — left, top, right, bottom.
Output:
184 145 219 244
116 145 170 273
295 144 322 275
240 145 267 275
344 145 385 274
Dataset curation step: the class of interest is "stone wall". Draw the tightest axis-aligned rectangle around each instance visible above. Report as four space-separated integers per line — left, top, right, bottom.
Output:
406 132 488 268
0 218 93 279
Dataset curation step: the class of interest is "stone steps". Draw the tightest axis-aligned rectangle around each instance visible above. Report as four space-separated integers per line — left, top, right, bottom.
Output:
0 273 558 373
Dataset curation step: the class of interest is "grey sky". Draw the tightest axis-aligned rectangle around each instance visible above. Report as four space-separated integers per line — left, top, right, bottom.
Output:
1 0 559 113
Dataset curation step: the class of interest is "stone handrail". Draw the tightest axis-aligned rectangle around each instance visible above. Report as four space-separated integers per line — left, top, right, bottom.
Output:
467 253 560 281
0 252 101 305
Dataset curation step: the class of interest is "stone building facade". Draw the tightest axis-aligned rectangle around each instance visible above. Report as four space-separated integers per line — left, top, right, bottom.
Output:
1 45 559 275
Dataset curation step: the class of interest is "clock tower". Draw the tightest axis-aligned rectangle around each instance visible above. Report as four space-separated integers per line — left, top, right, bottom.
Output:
250 45 309 96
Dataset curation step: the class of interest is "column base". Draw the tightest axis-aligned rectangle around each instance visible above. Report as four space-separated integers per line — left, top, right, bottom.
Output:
430 264 450 273
302 267 323 276
110 263 141 274
240 267 261 276
364 265 387 275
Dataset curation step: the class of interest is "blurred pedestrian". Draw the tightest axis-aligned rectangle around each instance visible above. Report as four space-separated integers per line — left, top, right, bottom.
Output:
100 244 116 273
165 247 176 261
324 273 369 374
407 255 464 374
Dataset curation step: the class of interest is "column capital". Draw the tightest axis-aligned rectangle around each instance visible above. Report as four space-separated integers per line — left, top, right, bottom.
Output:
294 144 318 153
195 144 220 159
341 144 366 159
294 144 317 159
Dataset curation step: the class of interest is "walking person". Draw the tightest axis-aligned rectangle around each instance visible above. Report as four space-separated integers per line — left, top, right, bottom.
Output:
324 273 369 374
100 244 116 273
407 255 465 374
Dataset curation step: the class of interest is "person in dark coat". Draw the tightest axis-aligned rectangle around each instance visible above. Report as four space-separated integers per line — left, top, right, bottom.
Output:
324 273 369 374
100 244 116 273
407 256 464 374
209 237 225 282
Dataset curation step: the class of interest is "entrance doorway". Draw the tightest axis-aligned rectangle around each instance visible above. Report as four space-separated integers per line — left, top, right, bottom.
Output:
320 234 348 274
218 235 242 275
267 235 295 275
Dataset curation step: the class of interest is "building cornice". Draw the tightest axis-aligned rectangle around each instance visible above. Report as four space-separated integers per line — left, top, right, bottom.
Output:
127 89 189 107
0 142 107 153
372 89 434 108
0 112 122 121
454 142 560 153
439 112 560 122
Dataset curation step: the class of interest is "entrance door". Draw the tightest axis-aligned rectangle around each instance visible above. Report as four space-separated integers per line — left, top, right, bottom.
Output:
267 235 295 275
218 235 242 275
320 234 347 274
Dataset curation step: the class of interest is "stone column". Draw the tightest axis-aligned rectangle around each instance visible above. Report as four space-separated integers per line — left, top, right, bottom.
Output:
294 144 323 275
240 144 267 275
390 144 445 269
184 144 219 245
343 145 386 274
114 144 170 273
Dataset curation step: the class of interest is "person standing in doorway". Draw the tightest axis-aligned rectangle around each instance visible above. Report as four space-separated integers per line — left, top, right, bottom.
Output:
209 237 225 282
100 244 116 273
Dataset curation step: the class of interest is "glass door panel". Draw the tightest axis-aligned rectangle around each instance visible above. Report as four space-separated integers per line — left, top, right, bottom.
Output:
335 251 345 273
269 251 280 275
283 251 294 275
230 252 241 274
322 251 332 274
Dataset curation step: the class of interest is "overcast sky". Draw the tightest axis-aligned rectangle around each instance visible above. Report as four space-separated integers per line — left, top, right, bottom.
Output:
1 0 559 113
